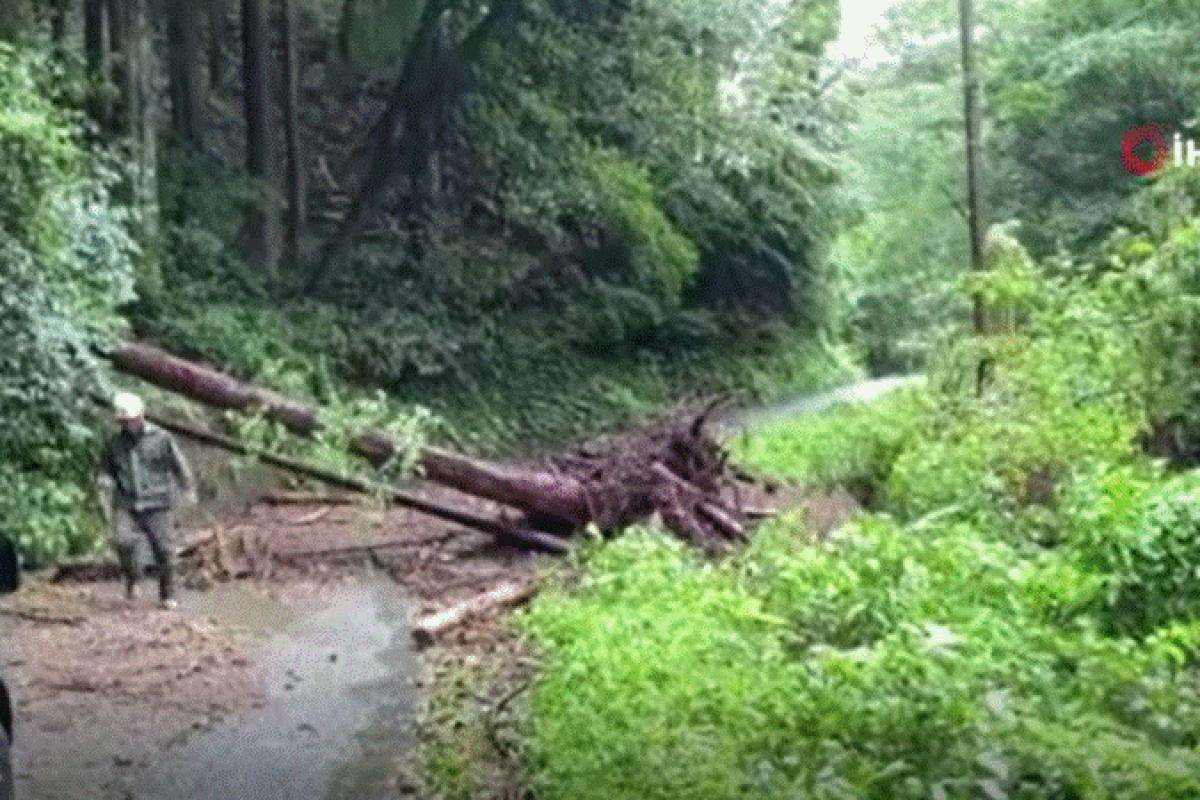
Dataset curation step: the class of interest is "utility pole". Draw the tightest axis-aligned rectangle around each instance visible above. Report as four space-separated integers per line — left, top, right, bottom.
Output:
958 0 985 337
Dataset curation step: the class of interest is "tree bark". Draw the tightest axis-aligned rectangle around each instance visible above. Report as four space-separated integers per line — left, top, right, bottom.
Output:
104 341 593 527
208 0 226 88
335 0 357 60
241 0 281 272
167 0 207 149
49 0 69 44
106 0 158 243
84 0 111 129
280 0 305 266
131 0 159 243
305 0 526 294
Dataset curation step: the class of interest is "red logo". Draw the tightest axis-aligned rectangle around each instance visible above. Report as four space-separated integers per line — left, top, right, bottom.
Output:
1122 124 1170 175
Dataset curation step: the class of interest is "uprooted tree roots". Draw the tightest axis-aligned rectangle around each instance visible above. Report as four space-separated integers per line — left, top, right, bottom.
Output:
549 405 751 553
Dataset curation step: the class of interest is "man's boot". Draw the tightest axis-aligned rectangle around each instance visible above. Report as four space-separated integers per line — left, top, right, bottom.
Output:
158 565 177 610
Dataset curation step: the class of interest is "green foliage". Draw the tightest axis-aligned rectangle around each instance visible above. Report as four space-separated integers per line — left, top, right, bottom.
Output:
830 74 967 372
1053 468 1200 637
519 518 1200 800
233 376 437 492
837 0 1200 370
504 185 1200 798
460 0 845 330
589 152 699 304
0 45 135 562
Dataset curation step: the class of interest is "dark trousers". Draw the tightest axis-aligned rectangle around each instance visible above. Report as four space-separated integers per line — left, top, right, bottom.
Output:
113 507 176 600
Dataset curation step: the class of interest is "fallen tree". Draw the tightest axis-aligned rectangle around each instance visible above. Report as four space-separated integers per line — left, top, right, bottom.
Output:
104 341 755 552
143 410 572 554
108 341 591 527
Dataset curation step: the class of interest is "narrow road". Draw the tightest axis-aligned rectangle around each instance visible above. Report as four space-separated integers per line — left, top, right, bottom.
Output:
11 578 420 800
724 375 922 433
9 373 917 800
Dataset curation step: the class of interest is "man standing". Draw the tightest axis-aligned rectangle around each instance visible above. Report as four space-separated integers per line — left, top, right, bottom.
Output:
96 392 196 609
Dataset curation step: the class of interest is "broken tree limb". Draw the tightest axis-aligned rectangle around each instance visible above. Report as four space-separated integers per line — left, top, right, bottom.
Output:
412 581 536 648
260 492 361 506
140 411 571 555
649 463 746 542
105 341 591 527
275 539 415 561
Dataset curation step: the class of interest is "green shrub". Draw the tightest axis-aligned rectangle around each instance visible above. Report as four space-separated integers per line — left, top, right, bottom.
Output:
886 277 1142 525
1053 469 1200 637
522 530 802 800
590 152 700 305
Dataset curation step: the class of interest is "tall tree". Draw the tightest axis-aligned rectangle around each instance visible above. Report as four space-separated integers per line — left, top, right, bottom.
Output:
83 0 111 129
336 0 357 60
166 0 207 150
241 0 280 272
957 0 985 337
280 0 305 266
48 0 69 44
305 0 525 293
107 0 159 244
208 0 225 88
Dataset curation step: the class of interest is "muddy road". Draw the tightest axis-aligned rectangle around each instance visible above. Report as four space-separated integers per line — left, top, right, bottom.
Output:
5 482 540 800
9 574 421 800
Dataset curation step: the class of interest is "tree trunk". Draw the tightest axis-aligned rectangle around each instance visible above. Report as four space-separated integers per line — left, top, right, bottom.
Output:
84 0 111 129
280 0 305 266
335 0 356 60
241 0 281 272
49 0 69 44
137 410 571 554
130 0 159 244
107 0 158 244
167 0 206 149
104 0 125 136
305 0 526 294
208 0 226 88
104 341 593 526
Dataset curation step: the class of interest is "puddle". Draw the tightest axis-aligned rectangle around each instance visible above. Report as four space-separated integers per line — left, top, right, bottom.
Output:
183 582 303 637
136 577 419 800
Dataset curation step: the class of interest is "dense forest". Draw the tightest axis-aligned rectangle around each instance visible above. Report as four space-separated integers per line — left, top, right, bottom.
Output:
8 0 1200 797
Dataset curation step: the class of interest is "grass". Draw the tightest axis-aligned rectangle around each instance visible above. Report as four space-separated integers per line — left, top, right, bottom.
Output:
730 386 926 502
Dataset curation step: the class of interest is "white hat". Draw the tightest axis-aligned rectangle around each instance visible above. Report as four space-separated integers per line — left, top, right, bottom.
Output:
113 391 145 420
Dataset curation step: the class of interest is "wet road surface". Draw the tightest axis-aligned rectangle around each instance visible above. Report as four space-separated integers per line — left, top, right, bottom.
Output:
14 577 419 800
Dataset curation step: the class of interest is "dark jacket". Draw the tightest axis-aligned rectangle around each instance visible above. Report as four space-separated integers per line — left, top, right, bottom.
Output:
99 423 194 512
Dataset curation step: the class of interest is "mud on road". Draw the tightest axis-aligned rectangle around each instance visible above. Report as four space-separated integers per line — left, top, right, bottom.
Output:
3 484 546 800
